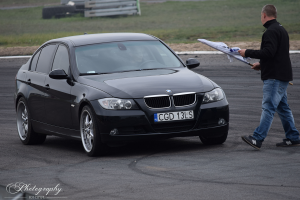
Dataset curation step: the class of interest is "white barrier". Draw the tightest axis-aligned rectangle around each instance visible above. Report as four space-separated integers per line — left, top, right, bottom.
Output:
84 0 141 17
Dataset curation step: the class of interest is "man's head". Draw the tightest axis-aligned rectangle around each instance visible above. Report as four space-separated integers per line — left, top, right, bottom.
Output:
261 4 277 25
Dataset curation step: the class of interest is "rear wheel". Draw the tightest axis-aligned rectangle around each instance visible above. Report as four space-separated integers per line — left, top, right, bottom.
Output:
80 106 106 156
16 98 46 145
199 132 228 145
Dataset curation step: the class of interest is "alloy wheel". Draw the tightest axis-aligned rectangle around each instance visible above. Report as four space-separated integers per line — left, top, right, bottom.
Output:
80 110 94 152
17 101 28 141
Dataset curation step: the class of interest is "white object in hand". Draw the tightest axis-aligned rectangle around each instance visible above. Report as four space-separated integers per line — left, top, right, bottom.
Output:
198 39 251 65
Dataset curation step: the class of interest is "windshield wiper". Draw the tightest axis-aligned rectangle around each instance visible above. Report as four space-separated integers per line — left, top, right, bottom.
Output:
117 68 166 73
79 68 167 76
80 72 113 76
140 68 166 71
79 72 99 76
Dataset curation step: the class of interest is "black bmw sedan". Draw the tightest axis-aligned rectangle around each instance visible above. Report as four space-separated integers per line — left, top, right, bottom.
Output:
15 33 229 156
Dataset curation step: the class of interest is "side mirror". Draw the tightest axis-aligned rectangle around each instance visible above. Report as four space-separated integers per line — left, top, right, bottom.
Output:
186 58 200 69
49 69 68 79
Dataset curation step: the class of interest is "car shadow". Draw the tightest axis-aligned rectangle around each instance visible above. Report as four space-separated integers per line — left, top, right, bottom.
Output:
42 135 226 157
107 137 226 157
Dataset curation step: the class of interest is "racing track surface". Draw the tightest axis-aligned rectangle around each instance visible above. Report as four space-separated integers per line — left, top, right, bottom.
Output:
0 55 300 199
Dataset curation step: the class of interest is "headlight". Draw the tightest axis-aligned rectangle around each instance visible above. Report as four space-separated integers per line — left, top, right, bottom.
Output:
98 98 139 110
202 88 224 103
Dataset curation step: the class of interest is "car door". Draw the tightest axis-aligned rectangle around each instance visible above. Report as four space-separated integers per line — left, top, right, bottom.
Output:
44 44 73 129
26 44 57 123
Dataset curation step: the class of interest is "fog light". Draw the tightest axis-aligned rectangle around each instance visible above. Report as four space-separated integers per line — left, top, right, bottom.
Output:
110 128 118 136
218 118 226 125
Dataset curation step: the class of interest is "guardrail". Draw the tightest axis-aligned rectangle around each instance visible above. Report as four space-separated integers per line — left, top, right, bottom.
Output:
84 0 141 17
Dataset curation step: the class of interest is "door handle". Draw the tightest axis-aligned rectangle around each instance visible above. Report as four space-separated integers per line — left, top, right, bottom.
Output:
27 79 31 85
45 84 50 90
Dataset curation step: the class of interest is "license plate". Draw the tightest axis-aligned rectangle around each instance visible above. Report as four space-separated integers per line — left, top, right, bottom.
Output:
154 110 194 122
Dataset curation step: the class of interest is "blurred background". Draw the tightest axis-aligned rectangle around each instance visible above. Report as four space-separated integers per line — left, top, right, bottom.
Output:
0 0 299 55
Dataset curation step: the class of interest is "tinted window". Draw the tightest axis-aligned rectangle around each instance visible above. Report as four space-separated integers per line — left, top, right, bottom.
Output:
36 44 57 74
75 41 183 74
52 45 70 74
30 50 41 71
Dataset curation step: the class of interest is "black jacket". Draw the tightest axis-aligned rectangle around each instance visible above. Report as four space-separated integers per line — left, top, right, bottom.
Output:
245 19 293 81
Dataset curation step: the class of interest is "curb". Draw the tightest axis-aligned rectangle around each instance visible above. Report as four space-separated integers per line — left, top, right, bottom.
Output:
0 56 32 59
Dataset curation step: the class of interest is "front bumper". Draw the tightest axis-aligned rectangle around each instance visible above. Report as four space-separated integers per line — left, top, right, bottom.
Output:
90 96 229 143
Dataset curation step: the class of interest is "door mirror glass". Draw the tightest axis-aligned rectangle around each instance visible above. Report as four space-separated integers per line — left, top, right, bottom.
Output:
186 58 200 69
49 69 68 79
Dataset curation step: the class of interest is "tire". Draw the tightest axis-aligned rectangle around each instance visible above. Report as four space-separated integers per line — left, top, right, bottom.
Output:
199 132 228 145
42 5 75 19
80 106 107 157
75 5 85 10
16 97 46 145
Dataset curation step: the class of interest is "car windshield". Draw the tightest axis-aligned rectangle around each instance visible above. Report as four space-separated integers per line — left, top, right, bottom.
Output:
75 41 183 74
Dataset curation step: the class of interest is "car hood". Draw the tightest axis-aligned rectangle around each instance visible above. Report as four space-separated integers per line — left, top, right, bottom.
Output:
78 68 215 98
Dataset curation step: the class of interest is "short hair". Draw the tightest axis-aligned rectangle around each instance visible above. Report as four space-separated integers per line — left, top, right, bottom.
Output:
262 4 277 18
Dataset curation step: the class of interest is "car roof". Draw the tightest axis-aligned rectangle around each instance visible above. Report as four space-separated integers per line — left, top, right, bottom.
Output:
49 33 158 47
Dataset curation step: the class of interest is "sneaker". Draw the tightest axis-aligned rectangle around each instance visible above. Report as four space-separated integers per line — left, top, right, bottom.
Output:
241 135 262 150
276 139 300 147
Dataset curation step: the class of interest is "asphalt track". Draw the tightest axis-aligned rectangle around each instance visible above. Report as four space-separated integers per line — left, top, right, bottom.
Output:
0 55 300 200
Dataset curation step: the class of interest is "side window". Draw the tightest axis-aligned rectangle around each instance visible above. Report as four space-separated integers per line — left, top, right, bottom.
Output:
52 45 70 74
36 44 57 74
30 50 41 71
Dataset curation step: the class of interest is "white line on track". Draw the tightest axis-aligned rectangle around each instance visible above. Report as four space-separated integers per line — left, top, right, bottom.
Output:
0 50 300 59
0 56 31 59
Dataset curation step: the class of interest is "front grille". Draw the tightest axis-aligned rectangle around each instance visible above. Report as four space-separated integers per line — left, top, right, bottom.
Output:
152 121 195 133
144 96 170 109
173 93 196 107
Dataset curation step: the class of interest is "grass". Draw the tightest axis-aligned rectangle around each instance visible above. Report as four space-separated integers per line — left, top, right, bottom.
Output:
0 0 300 47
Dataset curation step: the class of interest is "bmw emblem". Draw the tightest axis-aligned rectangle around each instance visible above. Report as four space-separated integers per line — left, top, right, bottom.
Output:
166 89 172 93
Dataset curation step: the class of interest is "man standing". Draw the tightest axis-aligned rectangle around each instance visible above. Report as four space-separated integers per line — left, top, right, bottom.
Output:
238 4 300 149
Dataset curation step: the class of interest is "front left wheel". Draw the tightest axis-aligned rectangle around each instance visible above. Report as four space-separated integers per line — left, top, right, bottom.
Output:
80 106 107 157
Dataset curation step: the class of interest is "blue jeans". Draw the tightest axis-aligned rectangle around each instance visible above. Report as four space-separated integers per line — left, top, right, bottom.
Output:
253 79 300 142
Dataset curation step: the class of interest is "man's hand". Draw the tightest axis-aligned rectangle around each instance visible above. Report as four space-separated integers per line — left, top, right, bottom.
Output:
238 49 246 57
251 62 261 71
